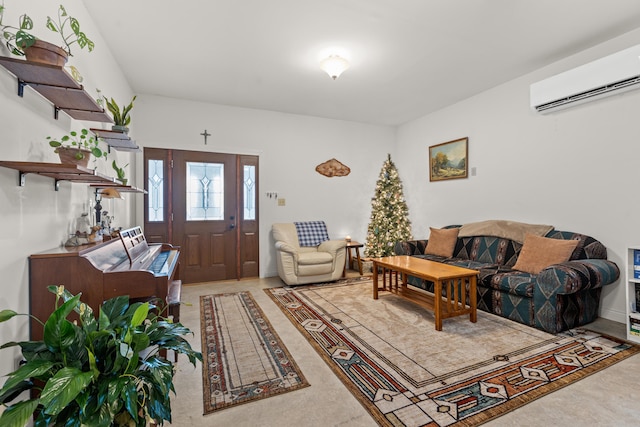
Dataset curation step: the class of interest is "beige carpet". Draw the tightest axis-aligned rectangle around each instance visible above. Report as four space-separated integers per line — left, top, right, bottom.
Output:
266 280 640 426
200 291 309 414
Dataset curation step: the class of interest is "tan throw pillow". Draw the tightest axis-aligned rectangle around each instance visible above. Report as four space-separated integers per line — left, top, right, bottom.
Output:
425 227 459 258
512 234 579 274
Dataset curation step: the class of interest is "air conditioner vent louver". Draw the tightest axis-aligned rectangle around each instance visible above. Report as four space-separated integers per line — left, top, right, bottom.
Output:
531 44 640 114
535 75 640 112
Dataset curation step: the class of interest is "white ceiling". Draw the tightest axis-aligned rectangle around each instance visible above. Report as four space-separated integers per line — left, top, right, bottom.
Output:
84 0 640 126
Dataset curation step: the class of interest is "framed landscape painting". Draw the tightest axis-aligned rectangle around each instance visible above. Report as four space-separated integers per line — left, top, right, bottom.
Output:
429 137 468 182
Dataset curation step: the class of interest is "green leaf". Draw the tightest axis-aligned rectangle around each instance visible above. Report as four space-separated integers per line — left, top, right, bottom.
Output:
13 340 49 360
121 378 139 423
91 147 103 158
14 29 35 49
0 309 18 322
98 307 110 330
101 295 129 321
19 14 33 31
87 349 100 379
130 330 150 352
131 302 149 328
0 399 39 427
42 294 81 352
45 17 57 33
70 17 80 35
0 360 55 395
39 367 93 416
77 33 87 49
0 380 32 405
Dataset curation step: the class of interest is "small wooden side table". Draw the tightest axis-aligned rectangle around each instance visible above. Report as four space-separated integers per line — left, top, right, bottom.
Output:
343 241 364 277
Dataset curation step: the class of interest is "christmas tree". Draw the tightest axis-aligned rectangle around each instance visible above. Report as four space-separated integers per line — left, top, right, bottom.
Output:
364 154 412 257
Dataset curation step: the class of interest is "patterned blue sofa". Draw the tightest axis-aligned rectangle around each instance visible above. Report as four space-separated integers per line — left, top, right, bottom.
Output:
394 226 619 333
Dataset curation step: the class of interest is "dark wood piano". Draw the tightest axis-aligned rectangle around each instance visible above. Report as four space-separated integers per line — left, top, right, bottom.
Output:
29 226 180 340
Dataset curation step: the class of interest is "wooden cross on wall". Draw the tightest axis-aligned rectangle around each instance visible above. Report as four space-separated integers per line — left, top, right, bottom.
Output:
200 129 211 145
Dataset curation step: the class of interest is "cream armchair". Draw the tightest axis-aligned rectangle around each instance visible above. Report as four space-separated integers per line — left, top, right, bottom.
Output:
272 222 346 286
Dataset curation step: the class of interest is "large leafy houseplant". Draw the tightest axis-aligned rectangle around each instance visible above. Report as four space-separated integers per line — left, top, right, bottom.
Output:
0 285 202 426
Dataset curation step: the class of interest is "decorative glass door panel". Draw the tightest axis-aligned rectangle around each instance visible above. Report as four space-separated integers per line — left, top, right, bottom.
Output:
186 162 224 221
148 159 164 222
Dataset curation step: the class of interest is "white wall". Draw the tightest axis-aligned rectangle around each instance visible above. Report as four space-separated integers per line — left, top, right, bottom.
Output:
0 0 134 378
396 28 640 323
132 95 395 278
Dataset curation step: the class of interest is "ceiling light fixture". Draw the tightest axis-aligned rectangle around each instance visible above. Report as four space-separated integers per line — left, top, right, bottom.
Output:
320 55 350 80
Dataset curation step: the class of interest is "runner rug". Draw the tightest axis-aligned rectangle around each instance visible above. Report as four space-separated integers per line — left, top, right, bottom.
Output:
265 280 640 426
200 291 309 414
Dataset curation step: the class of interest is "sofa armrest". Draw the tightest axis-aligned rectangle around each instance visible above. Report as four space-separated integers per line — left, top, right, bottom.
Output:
536 259 620 295
394 240 428 256
318 239 347 255
275 241 298 256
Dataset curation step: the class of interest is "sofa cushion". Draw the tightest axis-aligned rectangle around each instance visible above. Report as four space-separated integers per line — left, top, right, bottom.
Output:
297 251 333 265
479 267 536 297
513 234 579 274
444 259 497 271
425 227 459 257
454 235 520 266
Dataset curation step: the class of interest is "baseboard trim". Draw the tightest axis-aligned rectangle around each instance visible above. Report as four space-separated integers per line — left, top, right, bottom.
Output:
599 307 626 324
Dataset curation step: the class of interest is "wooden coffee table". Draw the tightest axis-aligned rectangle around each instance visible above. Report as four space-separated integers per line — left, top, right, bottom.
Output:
372 255 478 331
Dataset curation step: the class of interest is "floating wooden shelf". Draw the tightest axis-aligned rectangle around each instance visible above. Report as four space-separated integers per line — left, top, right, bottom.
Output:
90 128 141 152
0 161 145 193
0 56 113 123
90 183 147 194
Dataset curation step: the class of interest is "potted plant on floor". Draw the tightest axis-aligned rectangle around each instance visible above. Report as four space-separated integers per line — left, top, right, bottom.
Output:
0 285 202 426
0 2 94 66
104 95 137 134
47 128 108 168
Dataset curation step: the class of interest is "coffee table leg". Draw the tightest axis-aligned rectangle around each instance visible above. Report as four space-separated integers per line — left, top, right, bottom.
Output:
434 279 442 331
373 261 378 299
470 275 477 323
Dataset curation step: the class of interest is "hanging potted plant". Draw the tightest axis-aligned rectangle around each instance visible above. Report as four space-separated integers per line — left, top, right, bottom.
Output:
0 2 94 66
47 128 108 168
0 285 202 426
104 95 137 134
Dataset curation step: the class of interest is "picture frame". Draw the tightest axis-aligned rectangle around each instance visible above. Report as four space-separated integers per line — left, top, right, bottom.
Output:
429 137 468 182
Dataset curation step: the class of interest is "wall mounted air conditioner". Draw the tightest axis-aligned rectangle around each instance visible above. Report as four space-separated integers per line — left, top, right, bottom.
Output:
530 44 640 113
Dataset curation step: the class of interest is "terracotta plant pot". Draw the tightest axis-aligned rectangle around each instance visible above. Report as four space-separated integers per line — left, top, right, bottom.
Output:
56 147 91 168
24 40 68 67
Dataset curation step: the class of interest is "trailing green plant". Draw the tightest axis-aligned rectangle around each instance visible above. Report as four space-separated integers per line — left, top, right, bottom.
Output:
45 4 94 56
0 285 202 426
0 2 94 56
112 160 128 182
47 128 107 161
104 95 137 128
0 1 34 56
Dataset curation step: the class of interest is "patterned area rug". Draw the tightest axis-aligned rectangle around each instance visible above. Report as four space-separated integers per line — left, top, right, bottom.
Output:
200 291 309 414
266 280 640 426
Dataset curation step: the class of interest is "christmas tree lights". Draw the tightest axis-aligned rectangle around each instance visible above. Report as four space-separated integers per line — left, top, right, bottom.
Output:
364 154 412 257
